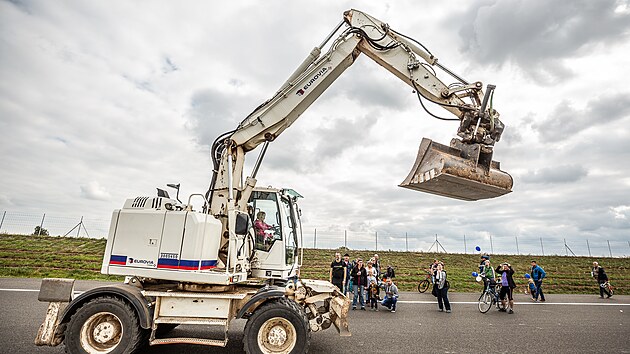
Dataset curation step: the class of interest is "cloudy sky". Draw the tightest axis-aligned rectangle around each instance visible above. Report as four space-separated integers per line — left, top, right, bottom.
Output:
2 0 629 256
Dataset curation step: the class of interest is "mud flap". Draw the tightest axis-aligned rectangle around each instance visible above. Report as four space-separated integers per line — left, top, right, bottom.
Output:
400 138 513 201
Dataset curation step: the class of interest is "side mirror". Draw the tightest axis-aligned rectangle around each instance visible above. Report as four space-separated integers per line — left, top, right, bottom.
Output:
235 213 249 236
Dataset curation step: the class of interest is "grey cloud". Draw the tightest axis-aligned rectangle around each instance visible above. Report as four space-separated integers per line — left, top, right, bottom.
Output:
80 182 112 201
455 0 630 83
533 93 630 141
187 88 260 146
520 164 587 184
312 115 378 159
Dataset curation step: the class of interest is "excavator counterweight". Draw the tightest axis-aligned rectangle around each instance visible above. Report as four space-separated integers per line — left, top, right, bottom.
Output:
400 138 513 201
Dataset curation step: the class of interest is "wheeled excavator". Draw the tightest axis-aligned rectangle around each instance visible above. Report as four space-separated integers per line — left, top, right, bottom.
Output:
35 9 513 354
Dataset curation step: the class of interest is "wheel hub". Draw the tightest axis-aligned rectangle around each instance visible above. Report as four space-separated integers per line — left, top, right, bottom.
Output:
93 321 118 344
267 325 288 346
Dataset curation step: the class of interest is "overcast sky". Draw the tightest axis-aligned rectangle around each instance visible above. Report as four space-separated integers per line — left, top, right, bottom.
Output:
2 0 629 256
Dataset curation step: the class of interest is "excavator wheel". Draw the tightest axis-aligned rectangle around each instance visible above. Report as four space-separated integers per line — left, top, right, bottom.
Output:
243 297 310 354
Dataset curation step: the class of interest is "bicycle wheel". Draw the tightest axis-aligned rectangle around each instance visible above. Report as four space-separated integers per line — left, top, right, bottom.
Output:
478 291 492 313
418 279 430 293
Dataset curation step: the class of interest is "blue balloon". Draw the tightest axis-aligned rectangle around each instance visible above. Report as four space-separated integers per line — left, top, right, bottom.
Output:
472 272 478 277
524 273 531 279
475 246 481 252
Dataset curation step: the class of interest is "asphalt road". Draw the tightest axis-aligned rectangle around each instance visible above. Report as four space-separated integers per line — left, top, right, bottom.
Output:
1 278 628 354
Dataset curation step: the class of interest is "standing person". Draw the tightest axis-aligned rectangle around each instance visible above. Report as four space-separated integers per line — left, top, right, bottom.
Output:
350 259 367 310
496 263 516 314
591 261 611 298
343 253 353 296
373 254 381 277
329 252 346 292
381 276 399 313
530 260 546 302
433 263 451 313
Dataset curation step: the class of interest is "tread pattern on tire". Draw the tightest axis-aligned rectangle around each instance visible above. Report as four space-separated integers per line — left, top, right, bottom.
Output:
64 295 146 354
243 296 311 354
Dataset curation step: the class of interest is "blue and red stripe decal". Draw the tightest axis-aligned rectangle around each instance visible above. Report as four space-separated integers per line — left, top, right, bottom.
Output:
108 255 217 270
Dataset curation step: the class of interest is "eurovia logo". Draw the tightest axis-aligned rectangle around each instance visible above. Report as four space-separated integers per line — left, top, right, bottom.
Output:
295 66 331 96
128 257 155 266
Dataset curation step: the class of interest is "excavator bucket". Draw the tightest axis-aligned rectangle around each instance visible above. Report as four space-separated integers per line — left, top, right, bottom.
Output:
400 138 513 201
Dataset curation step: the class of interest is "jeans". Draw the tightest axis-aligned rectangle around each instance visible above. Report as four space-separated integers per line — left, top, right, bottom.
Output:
437 287 450 311
381 296 397 310
534 280 545 300
352 285 365 308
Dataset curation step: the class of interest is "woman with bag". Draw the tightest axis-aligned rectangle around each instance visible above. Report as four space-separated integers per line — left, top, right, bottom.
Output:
433 262 451 313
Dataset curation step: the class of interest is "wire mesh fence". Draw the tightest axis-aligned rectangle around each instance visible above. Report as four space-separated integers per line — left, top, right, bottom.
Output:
1 211 628 257
0 211 110 239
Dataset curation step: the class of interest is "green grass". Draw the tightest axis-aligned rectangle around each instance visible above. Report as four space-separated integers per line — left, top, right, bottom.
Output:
1 234 627 294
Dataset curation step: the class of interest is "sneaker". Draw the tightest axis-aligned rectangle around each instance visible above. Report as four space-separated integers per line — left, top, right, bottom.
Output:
375 308 379 312
361 307 366 311
446 309 451 313
540 299 546 302
352 307 356 310
508 309 514 314
498 308 506 312
391 309 396 313
438 308 444 312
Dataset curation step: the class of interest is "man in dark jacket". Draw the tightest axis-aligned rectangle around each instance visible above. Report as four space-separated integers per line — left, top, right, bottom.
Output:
592 261 611 298
496 263 516 313
530 260 547 302
350 259 367 310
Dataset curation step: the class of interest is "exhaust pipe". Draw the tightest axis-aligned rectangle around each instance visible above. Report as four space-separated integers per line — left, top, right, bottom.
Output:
400 138 513 201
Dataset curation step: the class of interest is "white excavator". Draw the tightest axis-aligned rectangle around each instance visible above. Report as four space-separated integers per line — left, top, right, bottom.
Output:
35 9 513 354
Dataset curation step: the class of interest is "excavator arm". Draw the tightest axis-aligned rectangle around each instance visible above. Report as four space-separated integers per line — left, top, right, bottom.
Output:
207 9 513 219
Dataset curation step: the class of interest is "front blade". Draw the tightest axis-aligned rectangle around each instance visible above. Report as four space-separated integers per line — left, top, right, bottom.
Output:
400 138 513 201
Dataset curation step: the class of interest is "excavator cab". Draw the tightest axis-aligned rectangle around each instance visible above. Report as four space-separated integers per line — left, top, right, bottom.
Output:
400 138 513 201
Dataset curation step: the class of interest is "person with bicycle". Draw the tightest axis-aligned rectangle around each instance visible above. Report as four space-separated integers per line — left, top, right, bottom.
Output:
481 259 496 291
496 262 515 314
591 261 612 298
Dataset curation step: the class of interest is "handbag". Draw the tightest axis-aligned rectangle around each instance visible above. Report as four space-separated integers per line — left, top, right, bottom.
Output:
431 284 438 297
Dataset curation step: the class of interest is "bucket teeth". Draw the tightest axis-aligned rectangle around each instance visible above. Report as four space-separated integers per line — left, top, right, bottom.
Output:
400 138 513 201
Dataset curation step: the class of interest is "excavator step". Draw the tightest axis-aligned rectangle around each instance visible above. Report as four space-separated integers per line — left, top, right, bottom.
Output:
150 337 228 347
154 317 228 326
400 138 513 201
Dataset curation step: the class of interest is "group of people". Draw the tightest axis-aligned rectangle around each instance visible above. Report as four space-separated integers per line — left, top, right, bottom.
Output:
329 252 398 312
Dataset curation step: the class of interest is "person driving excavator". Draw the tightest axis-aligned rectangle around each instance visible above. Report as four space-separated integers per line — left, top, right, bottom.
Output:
254 211 273 244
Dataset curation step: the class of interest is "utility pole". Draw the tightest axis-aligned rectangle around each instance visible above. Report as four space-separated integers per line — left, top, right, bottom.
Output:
515 236 520 255
38 213 46 236
540 237 544 256
0 211 6 231
314 228 317 248
490 234 494 254
344 230 347 248
375 231 378 251
405 232 408 252
586 239 591 257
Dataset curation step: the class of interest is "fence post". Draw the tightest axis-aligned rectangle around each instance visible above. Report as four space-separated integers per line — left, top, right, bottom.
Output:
77 216 83 237
463 234 467 254
490 234 494 254
0 211 5 231
405 232 408 252
344 230 347 248
38 213 46 236
540 237 544 256
375 231 378 251
587 239 591 257
314 228 317 248
515 236 520 255
607 240 612 257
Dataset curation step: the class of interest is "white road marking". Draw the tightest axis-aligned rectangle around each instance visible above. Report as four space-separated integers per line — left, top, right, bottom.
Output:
398 300 630 306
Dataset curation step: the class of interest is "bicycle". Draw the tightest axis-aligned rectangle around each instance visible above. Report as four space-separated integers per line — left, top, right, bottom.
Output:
475 274 506 313
417 270 432 293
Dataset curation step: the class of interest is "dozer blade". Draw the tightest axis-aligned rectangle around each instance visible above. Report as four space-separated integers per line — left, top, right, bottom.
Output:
400 138 513 201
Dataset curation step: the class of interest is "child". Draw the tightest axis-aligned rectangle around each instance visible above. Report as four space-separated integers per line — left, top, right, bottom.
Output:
526 275 536 299
368 279 379 311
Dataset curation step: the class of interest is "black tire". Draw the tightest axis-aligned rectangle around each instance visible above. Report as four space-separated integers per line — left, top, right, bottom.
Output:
478 292 492 313
417 279 430 293
243 297 310 354
64 296 146 354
